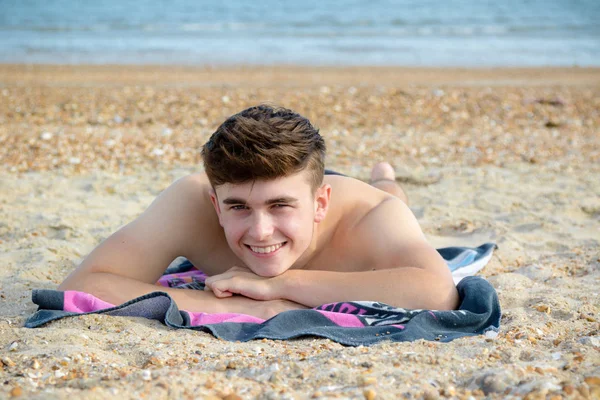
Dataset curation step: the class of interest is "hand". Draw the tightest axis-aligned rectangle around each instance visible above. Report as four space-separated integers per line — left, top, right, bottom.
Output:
204 266 284 301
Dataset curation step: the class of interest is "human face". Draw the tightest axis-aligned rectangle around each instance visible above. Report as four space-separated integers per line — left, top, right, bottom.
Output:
210 170 330 277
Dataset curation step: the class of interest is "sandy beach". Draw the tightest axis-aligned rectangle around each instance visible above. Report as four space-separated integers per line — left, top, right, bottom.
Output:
0 65 599 399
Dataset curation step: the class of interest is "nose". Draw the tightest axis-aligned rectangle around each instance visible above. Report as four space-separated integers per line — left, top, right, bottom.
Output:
249 211 274 241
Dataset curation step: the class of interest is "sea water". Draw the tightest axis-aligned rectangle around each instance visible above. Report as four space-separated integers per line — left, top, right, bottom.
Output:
1 0 599 66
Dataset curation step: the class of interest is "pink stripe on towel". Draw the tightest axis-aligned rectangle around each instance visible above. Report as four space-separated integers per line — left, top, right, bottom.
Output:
316 310 364 327
64 291 115 313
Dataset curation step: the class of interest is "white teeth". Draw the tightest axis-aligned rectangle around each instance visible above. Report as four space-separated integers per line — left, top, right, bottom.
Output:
249 243 284 254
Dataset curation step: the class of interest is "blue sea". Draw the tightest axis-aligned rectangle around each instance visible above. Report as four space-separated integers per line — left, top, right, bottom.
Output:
1 0 599 66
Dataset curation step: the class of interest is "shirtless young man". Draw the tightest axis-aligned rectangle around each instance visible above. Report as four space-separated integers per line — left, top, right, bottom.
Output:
59 105 458 319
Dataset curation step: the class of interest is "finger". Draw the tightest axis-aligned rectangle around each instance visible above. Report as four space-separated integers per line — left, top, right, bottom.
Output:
210 278 243 297
212 286 233 298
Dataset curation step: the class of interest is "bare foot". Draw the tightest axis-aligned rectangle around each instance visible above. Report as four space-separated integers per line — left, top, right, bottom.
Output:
370 162 396 183
369 162 409 205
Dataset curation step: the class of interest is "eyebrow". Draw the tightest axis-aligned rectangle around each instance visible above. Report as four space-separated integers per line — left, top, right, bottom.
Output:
222 196 299 205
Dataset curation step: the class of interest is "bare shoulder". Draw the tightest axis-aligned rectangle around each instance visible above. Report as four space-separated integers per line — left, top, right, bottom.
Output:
354 197 447 272
61 172 220 286
325 176 446 273
134 172 219 250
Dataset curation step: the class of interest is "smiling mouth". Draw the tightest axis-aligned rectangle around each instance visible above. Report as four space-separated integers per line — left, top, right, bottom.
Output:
246 242 287 254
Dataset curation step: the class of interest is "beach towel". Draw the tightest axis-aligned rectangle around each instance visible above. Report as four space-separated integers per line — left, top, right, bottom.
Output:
25 243 499 346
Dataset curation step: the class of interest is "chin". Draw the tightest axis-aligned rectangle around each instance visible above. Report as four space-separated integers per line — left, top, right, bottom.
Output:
251 264 289 278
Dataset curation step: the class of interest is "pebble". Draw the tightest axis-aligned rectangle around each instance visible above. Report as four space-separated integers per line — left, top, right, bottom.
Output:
358 376 377 386
584 376 600 386
10 386 22 397
469 370 518 395
578 336 599 347
484 330 499 340
142 370 152 381
363 389 376 400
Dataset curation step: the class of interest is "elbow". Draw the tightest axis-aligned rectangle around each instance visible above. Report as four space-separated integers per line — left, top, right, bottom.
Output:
57 273 89 292
57 269 102 293
430 284 460 311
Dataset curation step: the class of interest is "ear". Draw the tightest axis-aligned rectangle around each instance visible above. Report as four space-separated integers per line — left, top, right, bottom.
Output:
313 184 331 223
208 187 224 227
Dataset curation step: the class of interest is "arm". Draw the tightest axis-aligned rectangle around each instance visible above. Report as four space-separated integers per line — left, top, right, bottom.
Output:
64 271 305 319
277 260 457 310
59 175 212 290
58 175 304 318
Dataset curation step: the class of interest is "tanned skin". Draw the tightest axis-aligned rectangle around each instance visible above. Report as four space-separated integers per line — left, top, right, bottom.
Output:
59 162 458 319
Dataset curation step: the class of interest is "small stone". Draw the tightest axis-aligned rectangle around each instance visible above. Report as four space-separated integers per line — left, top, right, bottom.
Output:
215 361 227 371
534 304 550 313
578 336 600 347
469 370 518 395
579 313 596 322
40 132 53 140
141 369 152 381
443 385 457 396
68 157 81 165
485 330 499 340
423 389 439 400
145 356 164 367
8 342 18 351
31 359 40 369
563 384 575 395
359 376 377 386
584 376 600 386
2 357 16 367
162 128 173 137
10 386 22 397
363 389 376 400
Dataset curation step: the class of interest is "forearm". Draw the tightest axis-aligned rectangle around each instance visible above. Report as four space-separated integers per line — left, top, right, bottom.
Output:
280 268 459 310
58 272 295 317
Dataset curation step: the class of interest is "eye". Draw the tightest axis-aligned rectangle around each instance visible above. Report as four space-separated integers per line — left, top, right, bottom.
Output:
272 204 289 208
230 205 248 211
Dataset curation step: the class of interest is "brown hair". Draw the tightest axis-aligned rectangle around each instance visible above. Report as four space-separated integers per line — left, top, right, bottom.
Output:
202 105 326 191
